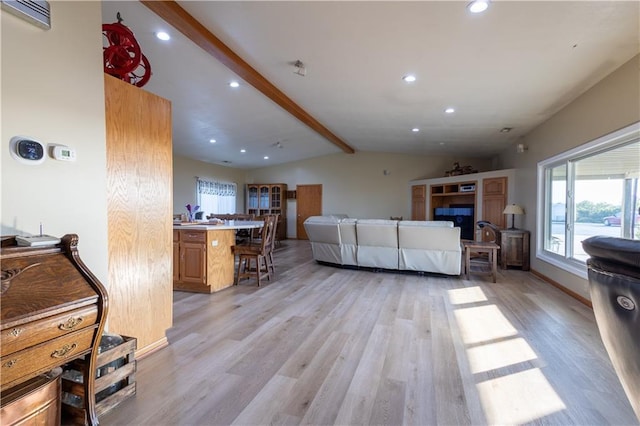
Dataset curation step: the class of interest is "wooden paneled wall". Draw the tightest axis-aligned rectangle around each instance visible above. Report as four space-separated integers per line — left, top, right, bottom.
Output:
105 75 173 357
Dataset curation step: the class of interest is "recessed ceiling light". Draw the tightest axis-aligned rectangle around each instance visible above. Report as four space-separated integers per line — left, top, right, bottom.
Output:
263 156 269 160
412 128 420 132
445 107 455 114
500 127 513 133
240 149 246 153
402 75 416 83
155 31 170 41
229 81 240 88
209 139 216 143
467 0 489 13
439 142 445 146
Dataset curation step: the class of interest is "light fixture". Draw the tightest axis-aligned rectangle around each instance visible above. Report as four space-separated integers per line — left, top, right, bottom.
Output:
402 75 416 83
500 127 512 133
240 149 246 153
229 81 240 88
156 31 170 41
209 139 216 144
516 143 528 153
155 31 170 41
293 60 306 77
445 107 455 114
503 204 525 229
412 128 420 132
263 156 269 160
467 0 490 13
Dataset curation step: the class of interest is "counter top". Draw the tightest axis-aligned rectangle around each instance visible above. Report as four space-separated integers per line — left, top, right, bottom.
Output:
173 220 263 231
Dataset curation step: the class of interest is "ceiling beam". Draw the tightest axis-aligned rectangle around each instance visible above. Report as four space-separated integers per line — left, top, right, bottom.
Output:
140 0 355 154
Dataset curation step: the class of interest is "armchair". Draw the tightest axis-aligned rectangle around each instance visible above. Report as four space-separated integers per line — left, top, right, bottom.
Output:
582 236 640 420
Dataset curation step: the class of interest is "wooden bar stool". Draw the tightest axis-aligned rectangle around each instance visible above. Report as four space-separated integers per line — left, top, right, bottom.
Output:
462 240 500 283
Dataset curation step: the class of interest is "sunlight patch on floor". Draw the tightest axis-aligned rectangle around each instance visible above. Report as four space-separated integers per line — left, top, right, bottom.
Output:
453 305 518 345
466 337 538 374
448 286 488 305
449 286 568 424
477 368 567 425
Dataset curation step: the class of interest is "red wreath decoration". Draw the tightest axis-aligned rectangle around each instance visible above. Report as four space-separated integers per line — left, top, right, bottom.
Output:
102 13 151 88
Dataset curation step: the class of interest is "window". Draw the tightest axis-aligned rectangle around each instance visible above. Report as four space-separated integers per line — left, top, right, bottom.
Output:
196 179 237 216
537 122 640 278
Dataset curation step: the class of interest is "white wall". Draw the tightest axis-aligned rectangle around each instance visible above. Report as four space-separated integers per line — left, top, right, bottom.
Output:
499 54 640 299
247 151 493 238
1 3 108 283
173 155 247 216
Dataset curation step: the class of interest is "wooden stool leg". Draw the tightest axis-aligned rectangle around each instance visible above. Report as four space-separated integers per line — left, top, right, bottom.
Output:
465 246 471 280
491 248 497 283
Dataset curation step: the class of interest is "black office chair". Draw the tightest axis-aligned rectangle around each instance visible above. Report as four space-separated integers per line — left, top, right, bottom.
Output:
582 236 640 420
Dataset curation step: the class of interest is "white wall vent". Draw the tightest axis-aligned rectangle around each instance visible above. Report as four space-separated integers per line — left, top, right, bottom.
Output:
1 0 50 30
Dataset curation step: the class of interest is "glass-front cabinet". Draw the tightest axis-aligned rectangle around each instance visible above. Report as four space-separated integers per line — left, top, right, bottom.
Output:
246 183 288 241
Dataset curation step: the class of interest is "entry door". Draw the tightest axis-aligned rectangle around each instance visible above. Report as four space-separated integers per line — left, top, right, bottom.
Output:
296 184 322 239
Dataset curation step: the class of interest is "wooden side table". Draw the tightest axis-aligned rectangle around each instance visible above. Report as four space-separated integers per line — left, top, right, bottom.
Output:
462 240 499 283
498 229 530 270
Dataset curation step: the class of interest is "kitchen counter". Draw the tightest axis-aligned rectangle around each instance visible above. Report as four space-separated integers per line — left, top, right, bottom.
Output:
173 221 264 231
172 221 264 293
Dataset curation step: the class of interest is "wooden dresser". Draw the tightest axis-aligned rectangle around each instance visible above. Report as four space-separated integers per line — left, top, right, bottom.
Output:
1 234 108 425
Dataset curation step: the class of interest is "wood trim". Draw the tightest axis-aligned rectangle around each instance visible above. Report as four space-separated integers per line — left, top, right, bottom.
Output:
135 337 169 360
530 268 593 308
140 0 355 155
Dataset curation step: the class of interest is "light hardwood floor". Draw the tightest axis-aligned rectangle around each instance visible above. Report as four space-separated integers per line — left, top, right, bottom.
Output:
101 240 638 425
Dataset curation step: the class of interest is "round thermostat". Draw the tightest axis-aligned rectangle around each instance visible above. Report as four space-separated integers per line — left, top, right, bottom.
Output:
10 136 45 165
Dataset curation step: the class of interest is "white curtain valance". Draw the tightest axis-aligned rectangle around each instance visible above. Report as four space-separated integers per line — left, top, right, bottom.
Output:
197 179 237 196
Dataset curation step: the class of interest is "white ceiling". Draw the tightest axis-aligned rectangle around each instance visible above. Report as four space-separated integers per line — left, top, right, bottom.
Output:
101 1 640 169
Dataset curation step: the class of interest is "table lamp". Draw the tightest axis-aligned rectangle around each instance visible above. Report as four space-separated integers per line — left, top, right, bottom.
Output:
503 204 524 229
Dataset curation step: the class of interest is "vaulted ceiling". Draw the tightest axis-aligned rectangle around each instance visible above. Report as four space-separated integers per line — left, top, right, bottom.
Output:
101 1 640 169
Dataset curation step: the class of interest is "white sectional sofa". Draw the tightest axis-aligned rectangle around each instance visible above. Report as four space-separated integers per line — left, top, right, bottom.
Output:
303 216 462 275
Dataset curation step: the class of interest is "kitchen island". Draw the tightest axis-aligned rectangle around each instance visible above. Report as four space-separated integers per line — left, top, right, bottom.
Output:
173 221 263 293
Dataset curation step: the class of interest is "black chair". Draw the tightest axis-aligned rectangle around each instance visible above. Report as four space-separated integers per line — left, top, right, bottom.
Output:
582 236 640 420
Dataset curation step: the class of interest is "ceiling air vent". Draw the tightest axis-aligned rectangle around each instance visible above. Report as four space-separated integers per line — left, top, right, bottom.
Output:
1 0 50 30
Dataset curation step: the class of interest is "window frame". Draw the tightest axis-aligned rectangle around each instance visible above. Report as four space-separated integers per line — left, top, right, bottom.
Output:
536 121 640 279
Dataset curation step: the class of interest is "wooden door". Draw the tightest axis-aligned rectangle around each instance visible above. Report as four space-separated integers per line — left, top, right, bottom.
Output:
296 184 322 239
411 185 426 220
482 177 507 232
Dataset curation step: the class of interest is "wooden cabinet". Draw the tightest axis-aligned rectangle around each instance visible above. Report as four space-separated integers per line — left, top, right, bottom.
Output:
497 229 530 270
411 185 426 220
173 229 235 293
429 181 477 216
247 183 287 241
482 177 507 231
0 234 108 425
429 181 477 240
411 169 516 241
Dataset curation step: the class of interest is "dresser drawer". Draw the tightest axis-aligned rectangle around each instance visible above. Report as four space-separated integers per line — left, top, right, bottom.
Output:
1 327 95 390
181 231 206 243
1 305 98 357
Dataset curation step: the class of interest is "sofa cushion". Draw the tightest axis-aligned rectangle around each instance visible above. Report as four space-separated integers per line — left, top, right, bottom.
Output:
356 219 399 269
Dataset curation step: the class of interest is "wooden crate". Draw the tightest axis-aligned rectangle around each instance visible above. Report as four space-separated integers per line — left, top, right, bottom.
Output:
61 335 136 424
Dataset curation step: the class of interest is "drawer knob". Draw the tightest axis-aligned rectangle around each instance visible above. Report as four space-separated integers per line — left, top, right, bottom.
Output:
51 343 78 358
8 328 24 337
2 359 17 368
59 316 84 331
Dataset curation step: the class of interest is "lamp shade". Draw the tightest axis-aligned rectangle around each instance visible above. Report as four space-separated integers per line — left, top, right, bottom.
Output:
503 204 524 215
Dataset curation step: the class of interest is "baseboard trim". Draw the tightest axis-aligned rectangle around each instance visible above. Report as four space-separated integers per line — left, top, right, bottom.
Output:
530 268 592 308
135 336 169 360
